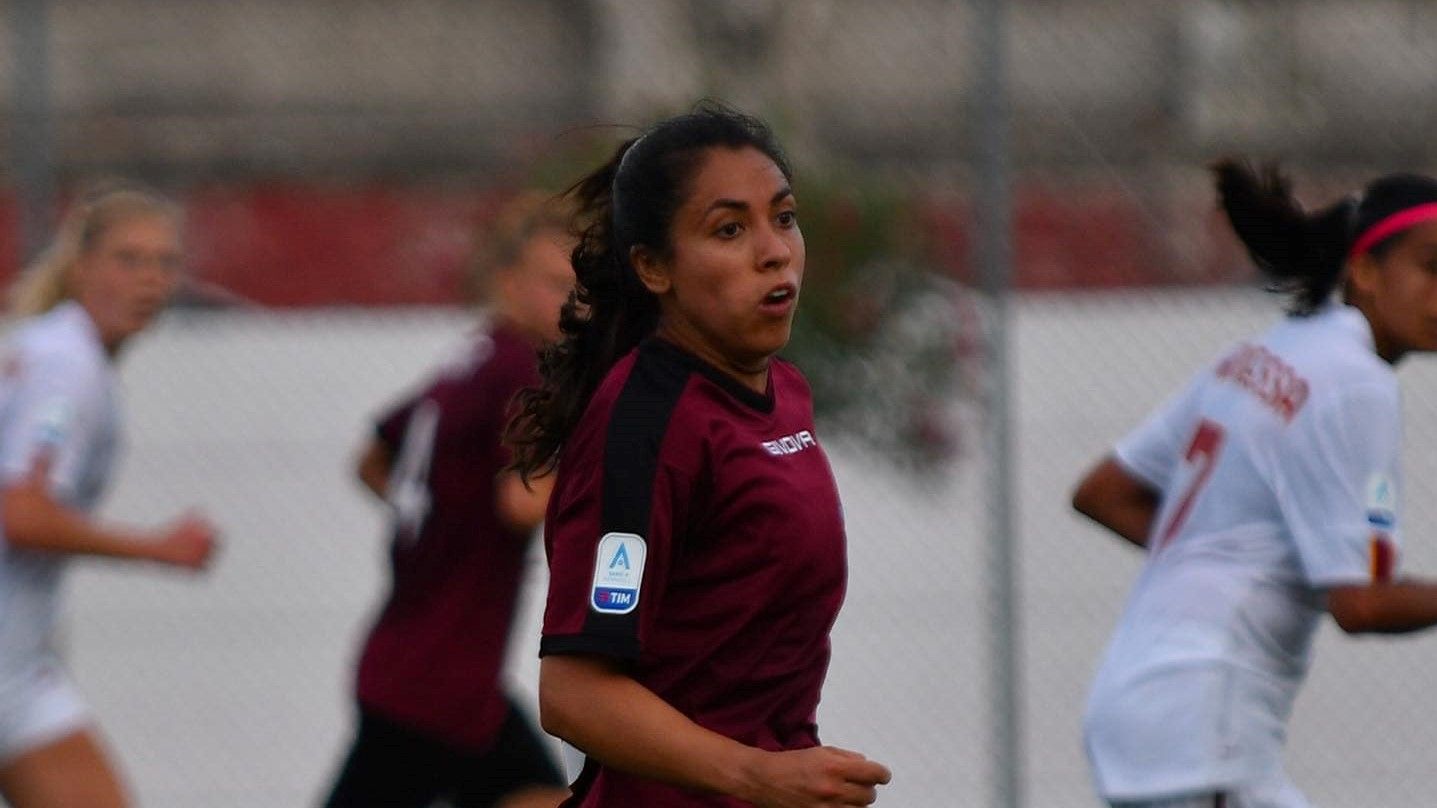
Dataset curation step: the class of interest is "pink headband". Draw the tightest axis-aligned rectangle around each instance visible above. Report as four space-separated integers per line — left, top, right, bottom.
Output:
1348 202 1437 261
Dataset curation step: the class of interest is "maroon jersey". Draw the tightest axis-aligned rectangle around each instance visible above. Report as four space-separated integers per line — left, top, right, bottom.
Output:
541 338 848 807
355 323 539 752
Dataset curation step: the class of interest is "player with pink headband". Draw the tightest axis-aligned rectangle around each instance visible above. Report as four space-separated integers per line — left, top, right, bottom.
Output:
1073 159 1437 808
1347 200 1437 262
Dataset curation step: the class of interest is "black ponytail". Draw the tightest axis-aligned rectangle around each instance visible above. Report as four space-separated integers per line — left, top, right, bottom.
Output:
506 101 790 479
1211 158 1355 315
1214 158 1437 315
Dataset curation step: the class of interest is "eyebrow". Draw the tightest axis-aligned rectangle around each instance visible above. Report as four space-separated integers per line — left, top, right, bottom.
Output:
702 186 795 217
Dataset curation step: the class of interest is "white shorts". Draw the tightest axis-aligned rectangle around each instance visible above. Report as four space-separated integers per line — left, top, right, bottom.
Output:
1109 775 1312 808
0 659 91 763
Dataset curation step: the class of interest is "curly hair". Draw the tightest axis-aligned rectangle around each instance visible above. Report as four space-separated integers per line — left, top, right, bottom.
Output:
505 102 791 479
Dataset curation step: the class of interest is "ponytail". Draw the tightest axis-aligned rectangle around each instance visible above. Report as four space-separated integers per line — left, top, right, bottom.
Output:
1211 158 1354 315
505 139 660 480
506 101 790 479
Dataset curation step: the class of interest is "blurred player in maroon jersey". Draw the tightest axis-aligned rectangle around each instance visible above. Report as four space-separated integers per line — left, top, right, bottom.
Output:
506 103 891 807
322 195 572 808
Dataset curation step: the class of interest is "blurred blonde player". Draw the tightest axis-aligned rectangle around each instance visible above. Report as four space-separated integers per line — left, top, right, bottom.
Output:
321 194 572 808
0 182 219 808
1074 160 1437 807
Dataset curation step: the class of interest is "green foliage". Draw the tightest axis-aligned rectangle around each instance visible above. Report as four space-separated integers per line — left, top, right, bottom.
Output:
784 170 974 473
516 125 975 473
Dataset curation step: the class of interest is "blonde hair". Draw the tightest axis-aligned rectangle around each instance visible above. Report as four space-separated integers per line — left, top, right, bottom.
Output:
9 181 180 318
467 191 572 306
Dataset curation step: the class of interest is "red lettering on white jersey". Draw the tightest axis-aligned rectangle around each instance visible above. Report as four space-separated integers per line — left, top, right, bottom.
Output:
1215 343 1309 422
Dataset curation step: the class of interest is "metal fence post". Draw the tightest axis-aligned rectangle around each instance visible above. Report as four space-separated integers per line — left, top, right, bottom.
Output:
13 0 56 268
973 0 1021 806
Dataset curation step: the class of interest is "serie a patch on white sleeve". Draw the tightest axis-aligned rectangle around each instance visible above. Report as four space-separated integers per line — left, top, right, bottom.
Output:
35 398 74 448
1365 472 1397 530
590 532 646 615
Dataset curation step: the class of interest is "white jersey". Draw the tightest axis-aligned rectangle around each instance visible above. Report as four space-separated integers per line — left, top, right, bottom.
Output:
1085 304 1401 801
0 302 121 680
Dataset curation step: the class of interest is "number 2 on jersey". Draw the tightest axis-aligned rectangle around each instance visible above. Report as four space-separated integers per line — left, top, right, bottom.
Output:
1155 419 1225 551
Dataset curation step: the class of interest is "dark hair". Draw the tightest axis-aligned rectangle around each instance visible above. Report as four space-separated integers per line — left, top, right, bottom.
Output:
506 102 792 479
1213 158 1437 314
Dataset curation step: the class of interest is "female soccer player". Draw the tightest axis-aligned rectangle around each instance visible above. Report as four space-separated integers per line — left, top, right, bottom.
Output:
506 103 892 807
0 183 218 808
323 195 572 808
1074 160 1437 808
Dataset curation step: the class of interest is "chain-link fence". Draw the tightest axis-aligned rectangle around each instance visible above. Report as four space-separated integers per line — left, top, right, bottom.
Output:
7 1 1437 806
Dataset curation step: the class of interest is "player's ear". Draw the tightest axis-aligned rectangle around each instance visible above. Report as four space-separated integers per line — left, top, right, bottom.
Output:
1346 253 1381 302
630 246 671 296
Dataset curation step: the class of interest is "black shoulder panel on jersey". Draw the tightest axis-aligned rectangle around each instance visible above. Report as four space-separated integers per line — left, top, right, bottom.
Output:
576 339 693 655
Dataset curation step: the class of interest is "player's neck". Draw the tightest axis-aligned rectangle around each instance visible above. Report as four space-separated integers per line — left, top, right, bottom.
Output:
652 322 770 396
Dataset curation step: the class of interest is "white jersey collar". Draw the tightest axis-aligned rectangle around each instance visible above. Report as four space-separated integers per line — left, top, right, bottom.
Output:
1318 304 1377 355
51 300 108 358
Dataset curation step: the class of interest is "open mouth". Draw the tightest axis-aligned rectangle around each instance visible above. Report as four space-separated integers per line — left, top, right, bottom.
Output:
763 285 797 305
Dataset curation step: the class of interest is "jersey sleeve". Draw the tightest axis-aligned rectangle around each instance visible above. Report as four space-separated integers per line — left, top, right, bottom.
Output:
0 349 108 503
540 459 689 661
374 394 420 451
540 359 694 662
1273 382 1403 586
372 356 460 451
1113 374 1203 491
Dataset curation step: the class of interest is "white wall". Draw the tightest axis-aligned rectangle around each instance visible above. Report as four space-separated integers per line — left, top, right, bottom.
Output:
60 292 1437 806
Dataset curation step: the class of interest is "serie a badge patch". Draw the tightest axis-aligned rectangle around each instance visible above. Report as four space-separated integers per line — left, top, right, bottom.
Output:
590 532 647 615
1365 472 1397 530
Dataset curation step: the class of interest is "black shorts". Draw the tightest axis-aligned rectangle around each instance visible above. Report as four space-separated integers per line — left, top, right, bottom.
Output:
322 699 565 808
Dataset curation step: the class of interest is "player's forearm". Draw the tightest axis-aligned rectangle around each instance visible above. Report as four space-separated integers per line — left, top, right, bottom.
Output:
539 655 764 801
1327 580 1437 634
1082 501 1156 549
496 471 553 533
1072 457 1159 548
1 486 155 561
355 439 392 500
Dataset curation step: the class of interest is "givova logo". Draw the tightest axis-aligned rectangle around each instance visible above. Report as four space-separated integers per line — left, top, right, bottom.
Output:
762 430 817 457
590 532 647 615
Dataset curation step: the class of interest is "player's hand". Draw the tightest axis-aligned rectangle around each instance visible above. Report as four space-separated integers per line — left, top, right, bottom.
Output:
739 745 891 807
149 512 219 571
